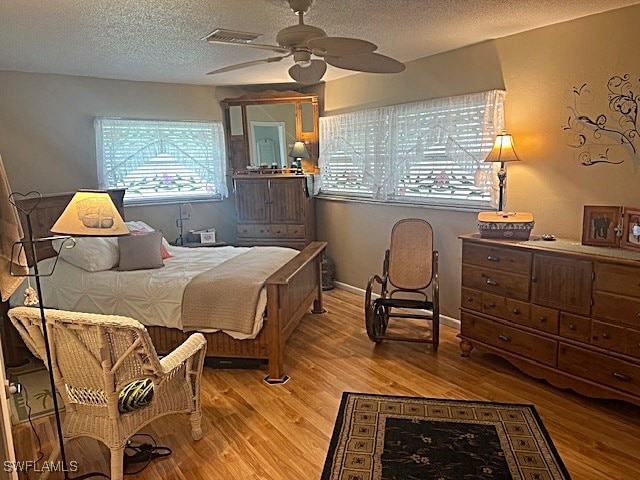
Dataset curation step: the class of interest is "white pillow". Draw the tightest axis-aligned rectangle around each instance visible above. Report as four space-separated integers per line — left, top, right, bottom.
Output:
52 237 119 272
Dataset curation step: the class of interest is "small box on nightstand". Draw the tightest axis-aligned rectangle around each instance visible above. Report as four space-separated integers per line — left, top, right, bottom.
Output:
188 228 217 244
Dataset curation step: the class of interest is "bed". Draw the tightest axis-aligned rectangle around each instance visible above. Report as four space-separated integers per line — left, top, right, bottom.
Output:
0 190 326 382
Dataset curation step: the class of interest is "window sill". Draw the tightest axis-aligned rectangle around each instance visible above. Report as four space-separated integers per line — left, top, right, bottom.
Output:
124 197 225 208
315 194 490 213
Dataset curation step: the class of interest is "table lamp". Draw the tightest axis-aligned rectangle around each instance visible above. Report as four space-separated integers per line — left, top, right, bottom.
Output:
478 133 534 239
288 141 310 175
483 131 521 213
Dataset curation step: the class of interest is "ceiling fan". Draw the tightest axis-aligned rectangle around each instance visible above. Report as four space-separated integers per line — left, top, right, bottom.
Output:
202 0 405 84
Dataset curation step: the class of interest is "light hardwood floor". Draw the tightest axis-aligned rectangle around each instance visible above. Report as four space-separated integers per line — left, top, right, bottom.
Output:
12 288 640 479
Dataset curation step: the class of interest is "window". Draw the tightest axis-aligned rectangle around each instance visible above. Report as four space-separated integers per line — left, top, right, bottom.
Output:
319 90 505 208
95 118 227 204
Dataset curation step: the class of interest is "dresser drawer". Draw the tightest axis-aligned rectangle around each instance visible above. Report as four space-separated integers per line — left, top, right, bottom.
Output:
462 265 530 301
559 312 591 343
462 243 532 274
627 330 640 359
591 320 627 355
593 291 640 328
595 263 640 298
527 305 559 334
460 313 557 366
504 298 530 325
482 293 507 317
461 288 482 312
558 343 640 396
237 224 305 239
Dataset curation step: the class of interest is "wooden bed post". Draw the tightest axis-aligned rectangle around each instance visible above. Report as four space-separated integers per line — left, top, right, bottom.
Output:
311 252 325 314
264 283 287 384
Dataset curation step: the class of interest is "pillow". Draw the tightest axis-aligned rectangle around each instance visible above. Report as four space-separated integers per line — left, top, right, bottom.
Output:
52 237 119 272
125 220 172 259
118 231 164 271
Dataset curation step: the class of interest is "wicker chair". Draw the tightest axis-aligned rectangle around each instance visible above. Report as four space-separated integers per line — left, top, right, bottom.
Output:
8 306 207 480
364 218 439 349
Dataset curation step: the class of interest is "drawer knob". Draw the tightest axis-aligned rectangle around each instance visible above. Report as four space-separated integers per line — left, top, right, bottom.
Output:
487 255 500 262
612 372 631 382
277 230 281 233
488 302 496 308
568 324 577 331
486 278 499 287
497 334 511 342
512 308 520 315
466 297 473 302
539 317 547 323
636 312 640 318
602 332 611 339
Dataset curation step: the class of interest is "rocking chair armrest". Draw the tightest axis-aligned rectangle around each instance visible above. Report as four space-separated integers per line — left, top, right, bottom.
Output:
367 274 385 289
160 333 207 374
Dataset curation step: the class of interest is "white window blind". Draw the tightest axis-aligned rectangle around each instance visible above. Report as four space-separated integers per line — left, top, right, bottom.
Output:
95 118 228 204
319 90 505 208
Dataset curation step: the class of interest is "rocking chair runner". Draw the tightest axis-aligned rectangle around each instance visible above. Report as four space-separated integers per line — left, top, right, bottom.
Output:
365 218 439 349
8 306 207 480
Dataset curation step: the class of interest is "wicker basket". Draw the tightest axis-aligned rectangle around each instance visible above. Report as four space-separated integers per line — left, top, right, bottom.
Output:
477 212 534 240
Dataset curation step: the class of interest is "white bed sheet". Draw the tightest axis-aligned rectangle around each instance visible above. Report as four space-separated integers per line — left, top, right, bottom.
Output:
9 245 279 340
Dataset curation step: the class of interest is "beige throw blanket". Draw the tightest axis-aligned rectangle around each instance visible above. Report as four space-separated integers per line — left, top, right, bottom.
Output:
0 154 27 301
181 246 298 334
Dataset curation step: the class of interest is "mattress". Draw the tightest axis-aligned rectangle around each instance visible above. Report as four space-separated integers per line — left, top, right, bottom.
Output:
9 245 291 340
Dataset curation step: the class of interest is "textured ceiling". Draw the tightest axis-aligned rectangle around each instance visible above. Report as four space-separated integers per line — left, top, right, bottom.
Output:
1 0 639 86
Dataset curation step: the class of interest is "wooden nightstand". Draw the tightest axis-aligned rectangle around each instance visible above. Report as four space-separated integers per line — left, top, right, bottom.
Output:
181 241 228 248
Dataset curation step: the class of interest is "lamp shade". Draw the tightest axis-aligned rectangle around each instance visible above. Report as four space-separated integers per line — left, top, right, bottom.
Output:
51 191 129 236
484 132 521 163
288 141 310 159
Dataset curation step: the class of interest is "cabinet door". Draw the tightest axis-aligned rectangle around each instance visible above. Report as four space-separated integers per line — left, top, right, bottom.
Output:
235 179 269 223
269 178 305 224
532 253 592 315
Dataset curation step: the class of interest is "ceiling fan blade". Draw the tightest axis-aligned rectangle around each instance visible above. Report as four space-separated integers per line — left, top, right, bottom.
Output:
288 59 327 85
207 55 288 75
306 36 377 56
204 39 291 55
325 53 405 74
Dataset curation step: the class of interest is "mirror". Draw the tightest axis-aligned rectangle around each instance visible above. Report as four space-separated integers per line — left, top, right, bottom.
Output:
247 104 296 167
221 90 319 174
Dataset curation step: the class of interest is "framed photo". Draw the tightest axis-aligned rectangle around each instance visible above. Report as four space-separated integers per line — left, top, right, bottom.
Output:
621 207 640 251
581 205 622 247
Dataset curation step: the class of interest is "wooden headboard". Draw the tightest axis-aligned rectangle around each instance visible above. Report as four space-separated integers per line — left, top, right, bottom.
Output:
15 189 126 263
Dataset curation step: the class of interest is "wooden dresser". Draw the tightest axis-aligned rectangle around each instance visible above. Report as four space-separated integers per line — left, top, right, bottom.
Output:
459 234 640 406
233 175 315 250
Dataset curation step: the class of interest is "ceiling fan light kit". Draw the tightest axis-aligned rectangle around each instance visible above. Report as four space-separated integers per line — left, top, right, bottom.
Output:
204 0 405 84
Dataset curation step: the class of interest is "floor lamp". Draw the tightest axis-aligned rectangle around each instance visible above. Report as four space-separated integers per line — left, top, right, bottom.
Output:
11 190 128 479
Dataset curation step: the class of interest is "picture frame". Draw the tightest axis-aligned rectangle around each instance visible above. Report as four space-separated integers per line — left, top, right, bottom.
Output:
581 205 622 247
621 207 640 251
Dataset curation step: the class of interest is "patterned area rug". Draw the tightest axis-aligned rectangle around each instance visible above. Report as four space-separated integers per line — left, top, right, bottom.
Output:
7 363 64 425
322 393 571 480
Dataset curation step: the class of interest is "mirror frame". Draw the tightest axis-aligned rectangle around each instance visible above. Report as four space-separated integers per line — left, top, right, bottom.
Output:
220 90 319 174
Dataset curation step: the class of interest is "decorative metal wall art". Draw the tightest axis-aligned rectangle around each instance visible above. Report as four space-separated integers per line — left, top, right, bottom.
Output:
563 75 640 170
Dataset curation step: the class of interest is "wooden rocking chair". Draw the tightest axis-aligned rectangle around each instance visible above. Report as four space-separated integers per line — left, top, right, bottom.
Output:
364 218 439 349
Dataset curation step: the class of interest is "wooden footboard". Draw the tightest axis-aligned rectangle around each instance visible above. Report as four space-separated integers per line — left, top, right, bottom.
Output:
146 241 327 382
